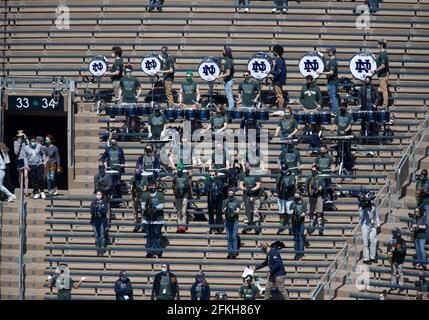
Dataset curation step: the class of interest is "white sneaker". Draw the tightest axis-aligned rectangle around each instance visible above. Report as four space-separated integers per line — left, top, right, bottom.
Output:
244 7 249 13
272 8 277 13
7 195 16 202
33 193 41 199
53 190 58 196
41 192 46 199
282 8 287 13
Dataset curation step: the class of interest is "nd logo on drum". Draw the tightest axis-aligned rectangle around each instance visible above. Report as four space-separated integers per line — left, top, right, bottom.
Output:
202 64 216 76
303 59 319 72
251 61 267 73
145 59 158 70
354 59 372 73
91 62 104 72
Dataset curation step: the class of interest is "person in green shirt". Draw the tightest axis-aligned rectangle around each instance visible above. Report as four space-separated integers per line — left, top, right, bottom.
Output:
416 169 429 212
158 46 175 106
222 188 242 259
290 191 308 260
239 163 262 235
314 144 335 203
275 107 298 152
48 264 84 300
237 70 260 108
239 275 260 300
276 163 296 235
130 173 148 233
209 106 228 133
318 47 339 115
299 75 322 110
278 142 301 175
371 39 390 107
331 102 354 172
148 104 167 141
104 46 124 101
216 47 235 108
306 164 325 236
179 70 200 108
208 141 230 171
140 180 165 258
118 65 142 104
173 164 193 233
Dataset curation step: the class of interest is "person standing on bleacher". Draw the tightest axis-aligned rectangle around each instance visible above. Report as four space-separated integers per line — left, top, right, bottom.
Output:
236 70 260 108
270 45 287 109
299 75 322 111
130 173 148 233
236 0 250 13
147 103 168 152
331 101 354 172
359 76 379 136
141 179 166 258
318 48 339 116
306 164 324 236
147 0 163 11
94 164 113 199
387 227 407 290
314 144 335 203
272 0 288 14
216 47 235 109
290 191 307 260
47 264 84 300
274 107 298 152
358 193 380 265
173 164 193 233
371 39 390 108
90 190 110 256
222 188 242 259
278 141 301 175
158 46 175 107
100 136 125 200
104 46 123 102
117 64 142 104
239 163 262 235
207 169 226 234
276 163 296 235
24 136 46 199
190 272 211 300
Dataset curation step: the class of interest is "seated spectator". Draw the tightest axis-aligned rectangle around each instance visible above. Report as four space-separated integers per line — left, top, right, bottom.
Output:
190 272 211 300
47 264 84 300
24 136 45 199
90 190 109 256
114 271 134 300
236 0 250 13
239 275 260 300
151 264 180 300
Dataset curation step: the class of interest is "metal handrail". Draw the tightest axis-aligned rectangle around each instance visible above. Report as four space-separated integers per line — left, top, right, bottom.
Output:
395 113 429 208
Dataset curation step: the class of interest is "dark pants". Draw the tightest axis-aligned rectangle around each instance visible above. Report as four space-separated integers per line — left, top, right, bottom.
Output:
208 197 224 229
91 218 107 253
111 173 122 198
292 223 305 254
145 223 163 255
29 164 44 194
225 219 239 255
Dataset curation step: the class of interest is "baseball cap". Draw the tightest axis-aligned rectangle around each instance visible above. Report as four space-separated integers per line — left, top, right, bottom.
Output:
161 46 168 53
328 47 336 54
186 70 193 76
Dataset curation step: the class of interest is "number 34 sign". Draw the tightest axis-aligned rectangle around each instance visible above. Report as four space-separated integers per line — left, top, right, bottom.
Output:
8 96 64 112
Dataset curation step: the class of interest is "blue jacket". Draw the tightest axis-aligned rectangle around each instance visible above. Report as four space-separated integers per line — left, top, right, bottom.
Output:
114 278 134 300
100 145 125 171
190 282 211 300
255 247 286 280
271 56 287 86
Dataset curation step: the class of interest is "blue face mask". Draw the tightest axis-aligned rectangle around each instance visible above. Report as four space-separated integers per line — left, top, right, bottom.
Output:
31 142 37 148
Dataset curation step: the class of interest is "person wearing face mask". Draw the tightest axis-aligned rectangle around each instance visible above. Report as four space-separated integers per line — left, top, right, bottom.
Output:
331 102 354 172
371 39 390 108
306 165 324 236
250 241 288 300
359 76 379 137
148 103 167 145
299 75 322 111
209 106 228 134
152 264 180 300
157 46 175 106
208 142 230 171
14 130 30 195
179 70 200 108
48 263 84 300
130 172 149 233
118 64 142 104
23 137 45 199
239 275 260 300
104 46 124 101
140 180 165 258
276 163 295 235
147 0 162 12
90 190 110 256
278 142 301 175
416 169 429 216
318 48 339 115
222 188 241 259
275 107 298 151
410 207 428 269
226 159 241 190
216 47 235 109
93 164 113 199
135 144 160 175
206 169 226 234
190 272 211 300
387 227 407 289
0 141 15 203
114 270 134 300
270 45 287 108
100 137 125 199
237 70 260 108
290 192 308 260
173 164 193 233
239 163 262 235
314 145 335 203
358 193 380 265
42 135 61 196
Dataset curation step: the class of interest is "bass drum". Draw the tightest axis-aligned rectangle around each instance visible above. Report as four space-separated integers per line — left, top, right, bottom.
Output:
141 53 162 76
349 51 377 81
198 56 221 82
298 51 325 79
248 52 272 80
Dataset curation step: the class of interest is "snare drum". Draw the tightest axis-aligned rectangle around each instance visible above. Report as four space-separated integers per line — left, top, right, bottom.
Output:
106 104 115 116
295 112 306 124
142 104 152 116
125 104 137 117
198 109 211 122
164 108 177 121
243 109 257 121
257 109 269 121
308 112 319 125
320 111 331 125
233 109 244 120
185 109 197 121
366 110 377 123
379 109 390 123
176 108 184 119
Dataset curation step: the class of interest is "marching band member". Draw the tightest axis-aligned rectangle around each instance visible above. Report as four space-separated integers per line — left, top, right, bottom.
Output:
270 45 287 108
179 70 201 109
237 70 260 108
299 75 322 111
158 46 175 107
216 47 235 109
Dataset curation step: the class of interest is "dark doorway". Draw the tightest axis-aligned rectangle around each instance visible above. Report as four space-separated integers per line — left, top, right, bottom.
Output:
4 112 68 191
